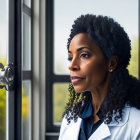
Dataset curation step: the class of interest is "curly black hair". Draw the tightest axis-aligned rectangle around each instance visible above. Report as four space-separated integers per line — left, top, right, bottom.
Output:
63 14 140 124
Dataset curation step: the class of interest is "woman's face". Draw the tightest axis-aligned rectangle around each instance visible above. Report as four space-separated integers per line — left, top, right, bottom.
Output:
68 33 110 93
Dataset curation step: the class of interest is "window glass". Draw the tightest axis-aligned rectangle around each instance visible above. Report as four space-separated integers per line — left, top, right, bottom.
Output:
128 38 139 78
53 83 69 124
22 5 32 140
22 80 31 140
54 0 139 76
0 88 6 140
0 0 8 139
23 0 31 8
22 13 31 71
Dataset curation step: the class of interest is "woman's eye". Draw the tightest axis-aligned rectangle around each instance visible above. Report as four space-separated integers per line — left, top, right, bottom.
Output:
80 53 90 59
68 57 72 61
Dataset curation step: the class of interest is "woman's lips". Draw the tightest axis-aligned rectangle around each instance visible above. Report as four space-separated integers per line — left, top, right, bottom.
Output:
71 76 85 84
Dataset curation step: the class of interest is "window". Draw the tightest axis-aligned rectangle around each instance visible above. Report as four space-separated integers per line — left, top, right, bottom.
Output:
45 2 70 139
0 0 23 139
46 0 139 139
0 0 32 140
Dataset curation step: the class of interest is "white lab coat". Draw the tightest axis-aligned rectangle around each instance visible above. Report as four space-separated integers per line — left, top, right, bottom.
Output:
59 105 140 140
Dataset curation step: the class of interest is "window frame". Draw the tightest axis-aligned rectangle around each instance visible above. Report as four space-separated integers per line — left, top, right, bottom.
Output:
45 0 70 138
7 0 22 140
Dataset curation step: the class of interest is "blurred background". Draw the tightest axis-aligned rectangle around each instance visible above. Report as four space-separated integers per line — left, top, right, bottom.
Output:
0 0 139 140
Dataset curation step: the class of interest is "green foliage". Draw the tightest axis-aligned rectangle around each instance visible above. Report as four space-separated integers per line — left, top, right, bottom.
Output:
127 38 139 78
0 89 6 140
53 83 69 123
0 59 6 140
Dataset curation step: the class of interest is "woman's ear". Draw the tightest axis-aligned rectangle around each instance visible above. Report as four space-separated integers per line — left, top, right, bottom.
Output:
108 56 118 72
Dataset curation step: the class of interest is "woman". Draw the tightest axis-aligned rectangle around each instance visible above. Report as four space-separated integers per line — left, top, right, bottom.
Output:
59 14 140 140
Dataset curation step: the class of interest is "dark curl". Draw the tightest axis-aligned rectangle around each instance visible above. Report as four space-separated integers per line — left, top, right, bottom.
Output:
63 14 140 124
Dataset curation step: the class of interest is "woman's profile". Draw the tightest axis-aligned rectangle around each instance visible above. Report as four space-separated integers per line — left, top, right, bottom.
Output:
59 14 140 140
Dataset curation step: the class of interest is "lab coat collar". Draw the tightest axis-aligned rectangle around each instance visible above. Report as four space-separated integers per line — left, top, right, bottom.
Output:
88 122 111 140
63 117 82 140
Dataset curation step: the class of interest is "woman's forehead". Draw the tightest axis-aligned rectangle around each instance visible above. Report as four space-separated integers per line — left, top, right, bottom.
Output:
69 33 101 52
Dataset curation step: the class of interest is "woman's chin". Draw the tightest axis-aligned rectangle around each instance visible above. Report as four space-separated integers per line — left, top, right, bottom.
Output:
73 86 86 93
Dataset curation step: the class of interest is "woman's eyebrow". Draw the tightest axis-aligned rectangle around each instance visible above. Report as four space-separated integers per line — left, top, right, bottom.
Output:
77 46 91 51
68 46 91 53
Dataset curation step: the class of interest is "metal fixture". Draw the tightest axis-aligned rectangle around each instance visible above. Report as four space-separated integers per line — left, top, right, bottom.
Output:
0 63 14 90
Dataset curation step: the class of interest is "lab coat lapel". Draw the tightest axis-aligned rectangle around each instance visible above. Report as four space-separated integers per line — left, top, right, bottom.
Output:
88 122 111 140
63 118 82 140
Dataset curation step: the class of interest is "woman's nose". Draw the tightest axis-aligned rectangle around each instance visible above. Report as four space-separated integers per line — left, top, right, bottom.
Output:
68 58 80 71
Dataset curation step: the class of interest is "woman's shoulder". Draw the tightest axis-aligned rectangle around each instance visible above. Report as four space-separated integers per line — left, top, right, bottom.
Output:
126 105 140 139
123 104 140 129
108 104 140 127
128 105 140 122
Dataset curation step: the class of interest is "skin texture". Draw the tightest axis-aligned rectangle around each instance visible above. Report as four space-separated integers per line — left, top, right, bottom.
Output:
68 33 114 123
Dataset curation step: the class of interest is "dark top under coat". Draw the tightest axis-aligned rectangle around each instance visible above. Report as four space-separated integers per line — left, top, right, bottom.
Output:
78 95 104 140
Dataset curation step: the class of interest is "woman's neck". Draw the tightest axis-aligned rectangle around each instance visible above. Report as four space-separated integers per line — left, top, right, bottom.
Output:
91 85 108 124
91 88 106 115
91 73 111 118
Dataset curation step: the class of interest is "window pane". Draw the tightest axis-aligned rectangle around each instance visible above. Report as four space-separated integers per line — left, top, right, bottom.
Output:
127 39 139 78
54 0 138 75
22 13 31 71
0 0 8 139
22 80 31 140
0 89 6 140
23 0 31 8
53 83 69 125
